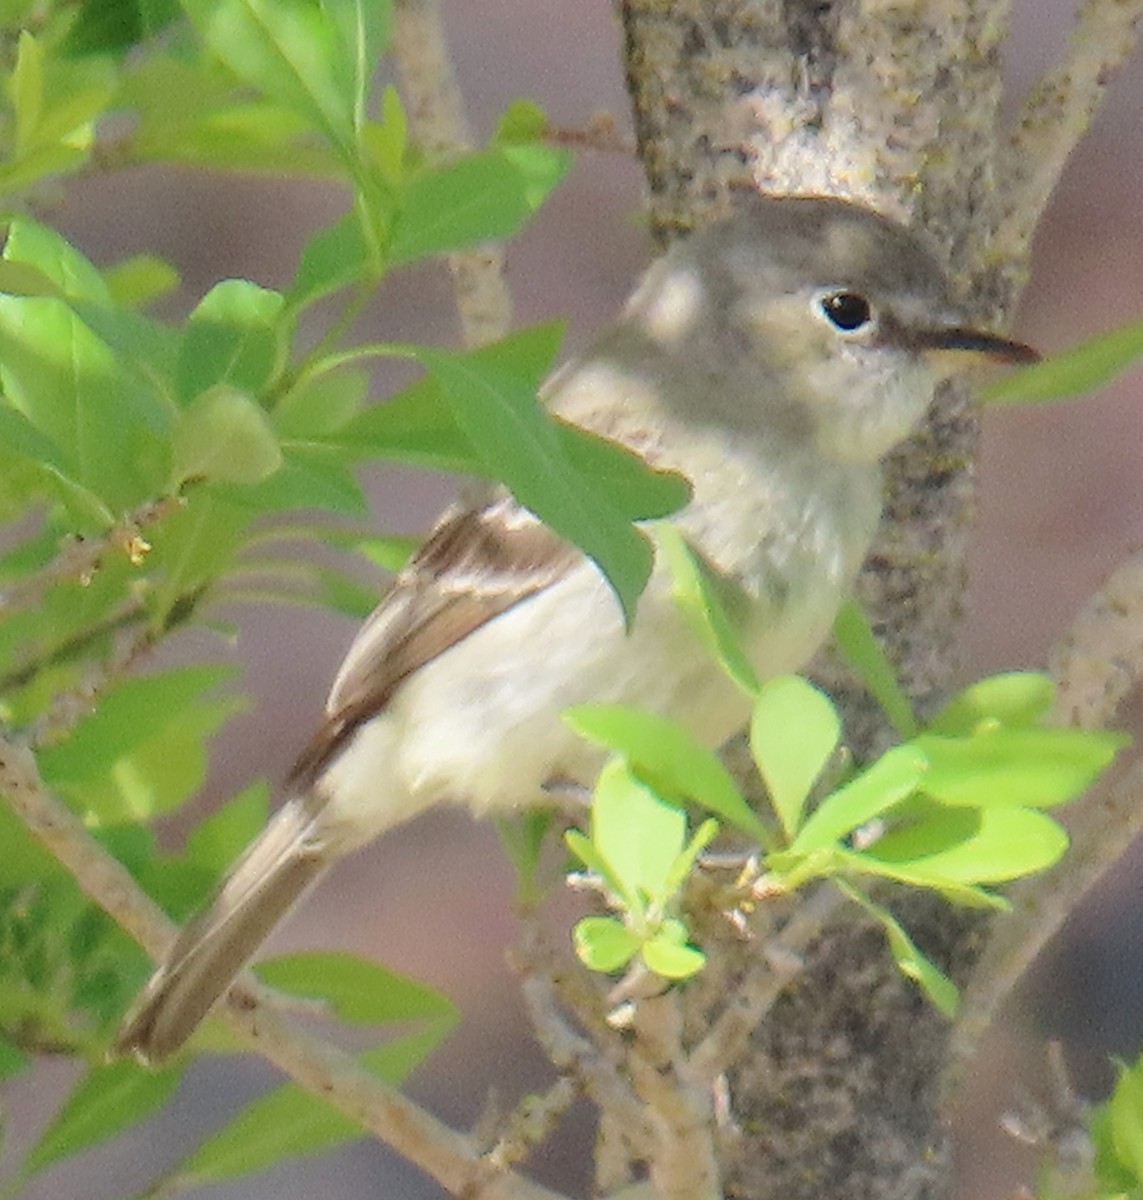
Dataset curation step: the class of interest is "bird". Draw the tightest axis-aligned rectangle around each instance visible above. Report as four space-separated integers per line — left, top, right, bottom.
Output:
116 193 1038 1063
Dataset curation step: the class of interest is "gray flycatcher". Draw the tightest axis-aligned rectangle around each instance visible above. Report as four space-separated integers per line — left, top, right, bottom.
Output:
117 193 1037 1063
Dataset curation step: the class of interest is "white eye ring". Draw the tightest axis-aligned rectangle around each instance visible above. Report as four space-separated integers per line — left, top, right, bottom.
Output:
818 291 874 333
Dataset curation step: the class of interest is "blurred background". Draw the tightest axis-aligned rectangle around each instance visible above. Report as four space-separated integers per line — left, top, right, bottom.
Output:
9 2 1143 1197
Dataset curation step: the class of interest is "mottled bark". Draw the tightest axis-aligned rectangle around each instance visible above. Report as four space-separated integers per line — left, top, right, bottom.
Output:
614 3 1143 1198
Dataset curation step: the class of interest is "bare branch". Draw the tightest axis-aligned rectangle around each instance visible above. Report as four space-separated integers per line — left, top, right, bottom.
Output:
995 0 1143 259
0 732 570 1200
628 993 721 1200
390 0 512 347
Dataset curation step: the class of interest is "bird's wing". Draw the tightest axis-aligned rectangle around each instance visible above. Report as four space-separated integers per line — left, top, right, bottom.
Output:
286 492 581 786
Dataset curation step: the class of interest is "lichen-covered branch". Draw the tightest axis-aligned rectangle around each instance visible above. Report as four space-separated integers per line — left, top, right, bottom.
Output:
995 0 1143 265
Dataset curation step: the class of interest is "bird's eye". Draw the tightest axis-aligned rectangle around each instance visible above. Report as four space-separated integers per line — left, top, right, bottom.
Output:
820 291 873 332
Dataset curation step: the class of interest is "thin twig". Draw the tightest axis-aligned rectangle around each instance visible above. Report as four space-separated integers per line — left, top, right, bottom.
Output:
0 732 569 1200
995 0 1143 258
390 0 512 348
0 496 183 621
628 993 721 1200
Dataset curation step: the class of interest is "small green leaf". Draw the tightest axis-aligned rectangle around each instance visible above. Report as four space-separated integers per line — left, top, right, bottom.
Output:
565 704 767 842
863 806 1069 884
573 916 640 973
102 253 180 309
23 1059 183 1177
273 369 367 436
788 745 927 855
832 599 917 737
166 1033 434 1188
186 782 270 873
257 951 457 1026
62 0 182 55
173 386 284 486
839 884 959 1017
656 523 759 695
38 666 237 786
493 98 549 144
288 212 372 310
926 672 1058 735
565 828 625 901
916 726 1127 808
642 931 705 980
176 280 287 404
750 676 840 840
1111 1059 1143 1183
984 320 1143 407
591 759 686 906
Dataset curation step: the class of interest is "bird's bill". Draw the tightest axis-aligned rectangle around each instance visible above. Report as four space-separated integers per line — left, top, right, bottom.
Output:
910 326 1041 367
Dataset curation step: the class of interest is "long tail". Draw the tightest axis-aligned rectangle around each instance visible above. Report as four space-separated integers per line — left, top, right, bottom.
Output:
116 796 333 1064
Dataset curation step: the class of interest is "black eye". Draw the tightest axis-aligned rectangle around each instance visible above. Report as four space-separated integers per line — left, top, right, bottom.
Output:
820 292 873 332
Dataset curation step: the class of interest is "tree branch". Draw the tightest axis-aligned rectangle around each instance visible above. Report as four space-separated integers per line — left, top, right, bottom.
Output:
994 0 1143 263
390 0 512 348
0 732 569 1200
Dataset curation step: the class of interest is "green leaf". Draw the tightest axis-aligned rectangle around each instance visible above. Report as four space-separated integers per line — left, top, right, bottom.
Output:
167 1025 446 1189
750 676 840 840
559 424 690 521
0 222 170 509
839 883 959 1017
273 368 367 436
832 599 917 737
235 444 368 515
257 951 457 1026
22 1059 182 1177
1111 1059 1143 1183
0 1033 27 1079
288 211 372 310
860 806 1069 884
185 782 270 873
590 759 686 907
390 145 571 263
493 98 549 144
916 726 1127 808
102 253 180 309
418 345 654 624
573 916 640 973
330 323 567 473
173 385 284 486
926 672 1057 735
788 744 927 855
656 523 759 695
984 320 1143 407
565 704 768 843
565 829 625 899
642 926 705 979
37 666 237 786
181 0 357 155
62 0 182 55
177 280 287 404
